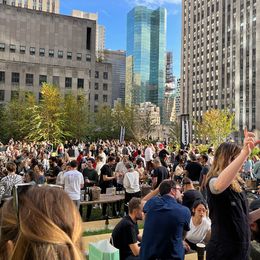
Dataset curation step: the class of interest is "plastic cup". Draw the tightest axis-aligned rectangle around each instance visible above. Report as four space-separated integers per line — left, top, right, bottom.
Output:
196 243 206 260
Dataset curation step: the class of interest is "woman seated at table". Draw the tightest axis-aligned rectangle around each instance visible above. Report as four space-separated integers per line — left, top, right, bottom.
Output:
184 200 211 251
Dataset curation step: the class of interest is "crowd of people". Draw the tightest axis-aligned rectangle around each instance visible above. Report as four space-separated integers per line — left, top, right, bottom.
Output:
0 132 260 259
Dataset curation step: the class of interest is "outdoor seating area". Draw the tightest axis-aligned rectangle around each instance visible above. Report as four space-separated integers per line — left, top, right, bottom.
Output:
82 219 201 260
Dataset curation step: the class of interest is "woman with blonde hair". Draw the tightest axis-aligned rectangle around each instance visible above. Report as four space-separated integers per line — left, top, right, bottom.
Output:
0 198 18 260
206 129 260 260
0 185 83 260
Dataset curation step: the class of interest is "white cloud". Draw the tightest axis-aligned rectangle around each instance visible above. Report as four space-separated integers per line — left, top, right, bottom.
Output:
126 0 182 8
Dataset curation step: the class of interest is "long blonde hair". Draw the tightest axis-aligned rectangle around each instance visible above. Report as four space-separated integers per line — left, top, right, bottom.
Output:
0 199 18 260
206 142 243 192
11 186 83 260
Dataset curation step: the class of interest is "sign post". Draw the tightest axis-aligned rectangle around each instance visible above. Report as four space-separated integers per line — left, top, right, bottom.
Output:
180 114 190 149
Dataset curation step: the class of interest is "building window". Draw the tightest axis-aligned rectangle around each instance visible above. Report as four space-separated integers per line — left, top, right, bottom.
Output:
94 83 99 90
95 71 99 78
26 74 34 86
77 53 82 61
39 48 45 56
20 45 26 54
94 94 98 101
77 78 84 89
0 43 5 51
94 105 98 112
103 72 108 80
0 71 5 83
11 72 20 85
67 52 72 60
103 95 108 102
53 76 59 86
58 50 63 58
103 83 108 91
30 47 36 55
0 90 5 101
89 82 91 89
49 49 54 57
86 54 91 62
11 90 19 100
10 44 16 53
39 75 47 86
65 77 72 88
86 27 91 50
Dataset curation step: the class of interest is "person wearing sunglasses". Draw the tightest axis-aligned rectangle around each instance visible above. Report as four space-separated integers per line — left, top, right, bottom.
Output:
0 185 83 260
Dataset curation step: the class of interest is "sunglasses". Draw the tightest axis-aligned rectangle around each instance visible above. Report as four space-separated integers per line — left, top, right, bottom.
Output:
13 183 63 219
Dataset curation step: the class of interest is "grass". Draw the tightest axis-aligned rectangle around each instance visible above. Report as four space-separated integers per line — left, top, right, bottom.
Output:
82 220 144 237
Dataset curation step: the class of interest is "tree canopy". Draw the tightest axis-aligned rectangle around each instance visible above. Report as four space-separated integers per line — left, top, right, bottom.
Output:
194 109 237 147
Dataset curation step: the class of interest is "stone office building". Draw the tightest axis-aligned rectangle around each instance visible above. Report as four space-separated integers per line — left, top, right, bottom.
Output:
0 0 60 13
181 0 260 139
0 4 112 112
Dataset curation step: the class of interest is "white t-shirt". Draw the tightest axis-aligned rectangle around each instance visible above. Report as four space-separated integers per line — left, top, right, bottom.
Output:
56 171 64 186
123 170 140 193
99 152 107 164
145 147 153 162
186 217 211 244
61 170 84 201
96 161 104 176
115 161 127 185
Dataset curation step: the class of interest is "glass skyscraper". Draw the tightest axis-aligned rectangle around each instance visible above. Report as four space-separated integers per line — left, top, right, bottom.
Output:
126 6 166 116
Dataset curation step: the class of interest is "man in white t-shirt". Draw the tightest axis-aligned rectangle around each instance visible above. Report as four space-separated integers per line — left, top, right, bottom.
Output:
61 160 84 209
145 144 154 173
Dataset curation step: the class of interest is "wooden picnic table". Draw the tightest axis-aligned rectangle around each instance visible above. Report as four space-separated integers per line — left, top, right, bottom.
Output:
80 194 125 206
80 194 125 224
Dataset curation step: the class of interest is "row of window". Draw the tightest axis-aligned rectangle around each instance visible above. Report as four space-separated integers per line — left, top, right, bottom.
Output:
3 0 56 12
0 89 109 104
0 43 92 62
0 71 109 90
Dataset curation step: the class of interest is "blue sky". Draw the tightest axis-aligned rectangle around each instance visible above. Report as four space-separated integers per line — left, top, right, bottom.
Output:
60 0 182 78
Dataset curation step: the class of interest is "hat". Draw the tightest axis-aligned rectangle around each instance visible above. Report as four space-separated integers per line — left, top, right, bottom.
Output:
250 198 260 211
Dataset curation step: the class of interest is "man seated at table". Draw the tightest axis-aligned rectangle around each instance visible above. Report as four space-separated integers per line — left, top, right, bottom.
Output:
111 197 143 260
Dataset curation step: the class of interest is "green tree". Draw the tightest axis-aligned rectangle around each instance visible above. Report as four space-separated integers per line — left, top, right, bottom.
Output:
0 93 36 142
92 105 116 140
112 103 136 140
169 120 181 146
194 109 237 147
63 93 90 140
137 110 157 140
25 83 69 144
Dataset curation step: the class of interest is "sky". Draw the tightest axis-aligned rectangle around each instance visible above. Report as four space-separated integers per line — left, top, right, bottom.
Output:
60 0 182 78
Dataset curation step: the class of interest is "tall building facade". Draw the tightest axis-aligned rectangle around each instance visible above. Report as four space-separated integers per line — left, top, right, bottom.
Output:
72 10 106 60
181 0 260 139
104 50 126 106
163 52 176 123
0 4 112 112
126 6 167 116
0 0 59 13
175 78 181 116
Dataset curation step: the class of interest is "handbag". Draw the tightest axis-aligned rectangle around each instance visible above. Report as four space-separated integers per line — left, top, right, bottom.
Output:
89 239 119 260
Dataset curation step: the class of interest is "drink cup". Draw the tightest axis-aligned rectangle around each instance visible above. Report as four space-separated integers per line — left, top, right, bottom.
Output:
196 243 206 260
